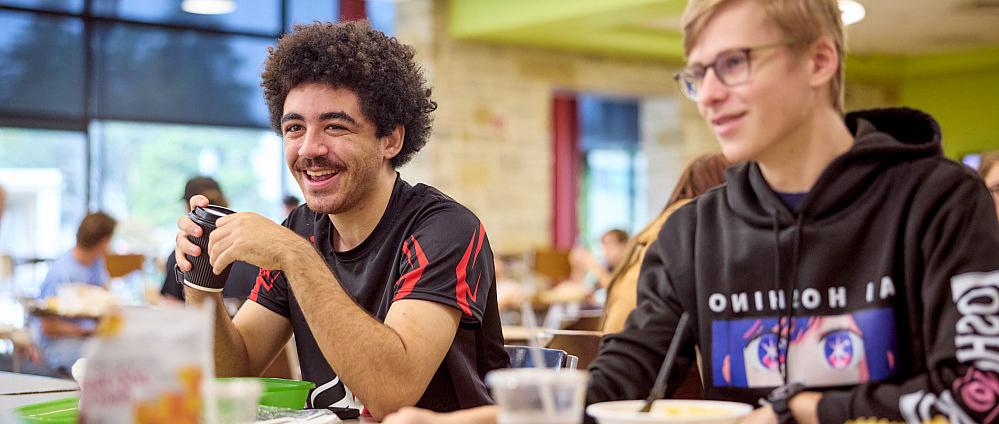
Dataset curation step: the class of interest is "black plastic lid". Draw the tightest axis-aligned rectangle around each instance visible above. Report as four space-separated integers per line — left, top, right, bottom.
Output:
191 205 236 224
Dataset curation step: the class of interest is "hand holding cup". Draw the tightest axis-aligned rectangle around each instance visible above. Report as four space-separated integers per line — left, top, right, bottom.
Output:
175 195 236 292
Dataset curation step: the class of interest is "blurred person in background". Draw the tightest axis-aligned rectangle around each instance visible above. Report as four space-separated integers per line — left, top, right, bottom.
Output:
569 228 629 291
174 21 507 419
493 255 524 313
35 212 116 375
978 151 999 222
282 195 301 217
160 176 258 305
600 152 729 334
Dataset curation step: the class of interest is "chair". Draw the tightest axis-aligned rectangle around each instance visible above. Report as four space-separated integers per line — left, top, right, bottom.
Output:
105 254 145 278
544 329 604 369
561 310 604 331
505 345 575 370
530 248 571 283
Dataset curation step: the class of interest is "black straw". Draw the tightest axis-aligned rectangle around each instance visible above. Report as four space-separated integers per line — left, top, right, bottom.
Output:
639 311 691 413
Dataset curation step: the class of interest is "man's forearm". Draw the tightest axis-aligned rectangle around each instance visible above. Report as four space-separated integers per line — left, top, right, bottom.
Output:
184 288 251 376
280 243 422 418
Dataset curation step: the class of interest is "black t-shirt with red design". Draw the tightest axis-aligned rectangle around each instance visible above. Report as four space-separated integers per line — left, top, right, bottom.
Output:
249 176 509 413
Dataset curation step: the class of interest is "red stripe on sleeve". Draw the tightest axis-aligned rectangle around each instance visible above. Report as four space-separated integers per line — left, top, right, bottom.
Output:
454 229 478 316
393 236 429 301
473 223 485 266
249 268 273 302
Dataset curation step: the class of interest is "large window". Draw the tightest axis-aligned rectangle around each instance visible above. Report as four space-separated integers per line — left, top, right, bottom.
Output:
92 121 285 259
0 0 82 13
91 22 272 127
0 11 85 122
0 128 87 259
0 0 394 297
91 0 282 35
578 95 643 250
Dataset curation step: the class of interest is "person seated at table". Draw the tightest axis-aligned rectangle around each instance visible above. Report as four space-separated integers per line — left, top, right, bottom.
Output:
173 21 508 420
568 228 629 292
386 0 999 423
601 152 729 334
160 176 258 305
35 212 116 375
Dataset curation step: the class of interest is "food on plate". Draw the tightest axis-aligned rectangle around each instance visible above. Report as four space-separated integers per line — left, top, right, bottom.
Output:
41 283 116 317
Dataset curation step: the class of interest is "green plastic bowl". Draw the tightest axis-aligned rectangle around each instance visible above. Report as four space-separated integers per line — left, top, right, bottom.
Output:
13 397 78 424
14 378 315 423
216 377 315 409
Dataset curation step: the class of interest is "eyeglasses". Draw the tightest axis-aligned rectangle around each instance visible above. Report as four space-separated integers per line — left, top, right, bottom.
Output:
674 40 797 102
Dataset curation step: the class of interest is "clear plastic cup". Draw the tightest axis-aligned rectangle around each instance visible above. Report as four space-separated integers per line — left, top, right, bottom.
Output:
205 378 262 424
486 368 589 424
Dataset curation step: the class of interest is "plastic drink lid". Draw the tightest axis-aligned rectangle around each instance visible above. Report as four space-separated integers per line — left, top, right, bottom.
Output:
486 368 589 389
192 205 235 224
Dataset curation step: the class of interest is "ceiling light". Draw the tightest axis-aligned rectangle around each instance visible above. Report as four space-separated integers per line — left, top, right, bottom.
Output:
181 0 236 15
838 0 866 26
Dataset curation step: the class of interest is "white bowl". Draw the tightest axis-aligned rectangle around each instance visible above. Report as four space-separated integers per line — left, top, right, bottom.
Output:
586 399 753 424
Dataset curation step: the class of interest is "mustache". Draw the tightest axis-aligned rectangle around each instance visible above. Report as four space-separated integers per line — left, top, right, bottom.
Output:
294 157 347 172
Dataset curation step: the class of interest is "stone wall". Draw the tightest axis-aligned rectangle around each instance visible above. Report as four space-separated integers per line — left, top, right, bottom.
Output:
394 0 716 254
393 0 895 254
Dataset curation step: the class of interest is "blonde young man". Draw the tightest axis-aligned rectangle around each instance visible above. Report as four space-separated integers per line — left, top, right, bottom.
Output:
385 0 999 423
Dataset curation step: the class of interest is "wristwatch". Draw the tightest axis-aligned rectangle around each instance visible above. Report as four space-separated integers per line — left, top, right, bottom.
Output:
767 382 806 424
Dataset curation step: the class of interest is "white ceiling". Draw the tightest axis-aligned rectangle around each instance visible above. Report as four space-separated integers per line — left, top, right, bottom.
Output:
639 0 999 56
846 0 999 54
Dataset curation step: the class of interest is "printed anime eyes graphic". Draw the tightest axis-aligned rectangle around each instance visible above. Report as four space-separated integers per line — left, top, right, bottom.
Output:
821 329 864 369
743 327 865 373
746 332 786 372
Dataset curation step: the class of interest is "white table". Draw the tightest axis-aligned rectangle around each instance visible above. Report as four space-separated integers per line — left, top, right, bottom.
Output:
0 372 374 422
0 371 79 420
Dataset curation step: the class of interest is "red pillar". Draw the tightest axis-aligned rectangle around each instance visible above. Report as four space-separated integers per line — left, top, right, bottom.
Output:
340 0 366 21
552 94 580 251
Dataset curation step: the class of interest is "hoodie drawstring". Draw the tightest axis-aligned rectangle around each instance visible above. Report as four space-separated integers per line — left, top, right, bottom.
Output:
784 213 804 383
771 207 786 383
771 205 805 385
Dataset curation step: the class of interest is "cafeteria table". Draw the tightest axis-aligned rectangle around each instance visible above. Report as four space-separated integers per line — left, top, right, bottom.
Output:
0 371 369 422
0 371 79 421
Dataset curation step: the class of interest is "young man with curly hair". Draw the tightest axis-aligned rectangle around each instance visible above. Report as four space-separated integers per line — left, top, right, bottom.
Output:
173 21 508 420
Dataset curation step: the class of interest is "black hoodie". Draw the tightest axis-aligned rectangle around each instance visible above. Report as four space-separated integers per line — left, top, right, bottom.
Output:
587 108 999 424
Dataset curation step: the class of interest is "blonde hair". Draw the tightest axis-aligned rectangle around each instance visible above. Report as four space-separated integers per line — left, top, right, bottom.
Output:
979 151 999 179
682 0 846 114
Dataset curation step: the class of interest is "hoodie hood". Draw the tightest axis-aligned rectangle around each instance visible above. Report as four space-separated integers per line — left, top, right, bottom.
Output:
726 107 943 226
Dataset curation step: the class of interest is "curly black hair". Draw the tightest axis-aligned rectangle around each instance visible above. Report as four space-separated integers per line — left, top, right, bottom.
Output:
261 21 437 168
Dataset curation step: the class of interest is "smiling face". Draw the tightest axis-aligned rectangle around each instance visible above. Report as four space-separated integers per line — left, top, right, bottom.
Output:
281 83 397 215
687 0 816 164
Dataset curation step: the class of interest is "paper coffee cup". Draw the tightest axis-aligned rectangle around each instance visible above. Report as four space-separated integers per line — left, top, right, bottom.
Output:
183 205 236 292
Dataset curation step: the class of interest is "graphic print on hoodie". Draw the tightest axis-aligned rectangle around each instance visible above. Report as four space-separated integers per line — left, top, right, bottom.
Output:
586 108 999 424
710 308 897 389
